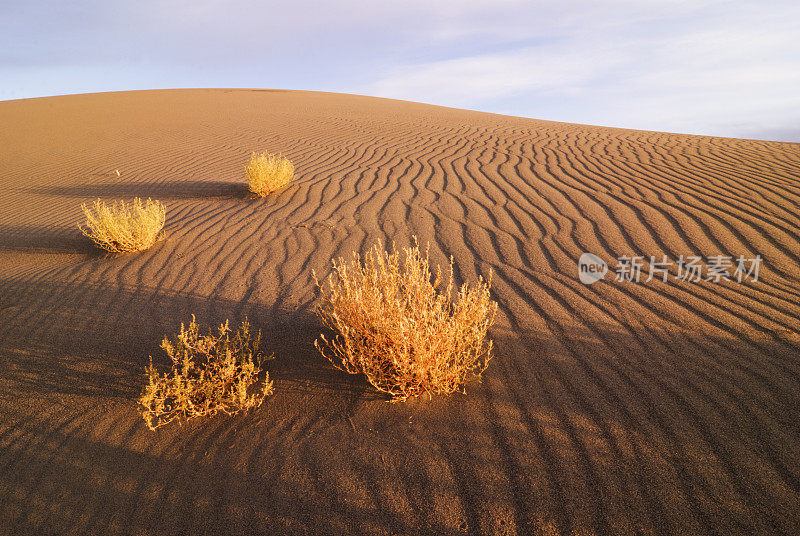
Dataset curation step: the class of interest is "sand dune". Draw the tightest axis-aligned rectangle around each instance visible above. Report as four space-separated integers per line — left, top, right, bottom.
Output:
1 89 799 535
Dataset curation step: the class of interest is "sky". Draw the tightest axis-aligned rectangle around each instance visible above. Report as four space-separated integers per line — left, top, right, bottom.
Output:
2 0 799 141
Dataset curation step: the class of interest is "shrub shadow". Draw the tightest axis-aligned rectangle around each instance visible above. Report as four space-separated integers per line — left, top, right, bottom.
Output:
0 277 381 401
0 225 97 255
26 180 248 200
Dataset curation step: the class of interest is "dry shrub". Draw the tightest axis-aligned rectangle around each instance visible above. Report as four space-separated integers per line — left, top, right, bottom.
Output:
314 239 497 401
245 151 294 197
138 316 274 430
79 197 165 252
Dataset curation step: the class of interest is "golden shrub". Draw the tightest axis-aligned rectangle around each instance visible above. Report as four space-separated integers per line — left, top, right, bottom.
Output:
314 239 497 401
79 197 165 252
138 316 274 430
244 151 294 197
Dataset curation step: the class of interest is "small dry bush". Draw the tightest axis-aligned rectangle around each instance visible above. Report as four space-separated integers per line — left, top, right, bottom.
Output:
138 316 274 430
79 197 165 252
245 151 294 197
314 240 497 401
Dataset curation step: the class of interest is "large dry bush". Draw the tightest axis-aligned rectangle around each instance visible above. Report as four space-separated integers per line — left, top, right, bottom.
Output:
314 240 497 401
245 151 294 197
139 316 274 430
79 197 165 252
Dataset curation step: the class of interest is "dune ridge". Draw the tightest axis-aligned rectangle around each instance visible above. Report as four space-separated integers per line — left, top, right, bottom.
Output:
1 89 799 535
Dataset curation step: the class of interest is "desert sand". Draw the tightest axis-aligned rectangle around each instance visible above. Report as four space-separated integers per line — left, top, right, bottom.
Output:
1 89 799 535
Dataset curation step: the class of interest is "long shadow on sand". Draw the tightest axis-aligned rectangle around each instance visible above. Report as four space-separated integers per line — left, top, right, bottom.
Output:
0 276 379 402
2 180 247 255
0 225 97 255
26 180 248 200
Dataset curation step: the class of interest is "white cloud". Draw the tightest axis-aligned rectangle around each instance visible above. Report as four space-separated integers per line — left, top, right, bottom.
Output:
367 43 627 105
361 0 800 140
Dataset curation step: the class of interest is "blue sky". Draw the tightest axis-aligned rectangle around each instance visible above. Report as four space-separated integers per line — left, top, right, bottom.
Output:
2 0 799 141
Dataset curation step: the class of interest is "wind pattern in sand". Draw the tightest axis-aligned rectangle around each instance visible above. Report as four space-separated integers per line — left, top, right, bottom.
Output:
1 89 799 535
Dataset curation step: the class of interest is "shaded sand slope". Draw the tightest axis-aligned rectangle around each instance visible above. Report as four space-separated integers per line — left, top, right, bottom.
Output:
1 89 799 535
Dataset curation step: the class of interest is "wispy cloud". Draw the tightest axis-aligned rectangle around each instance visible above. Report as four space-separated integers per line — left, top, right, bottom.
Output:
362 1 800 140
367 42 628 106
